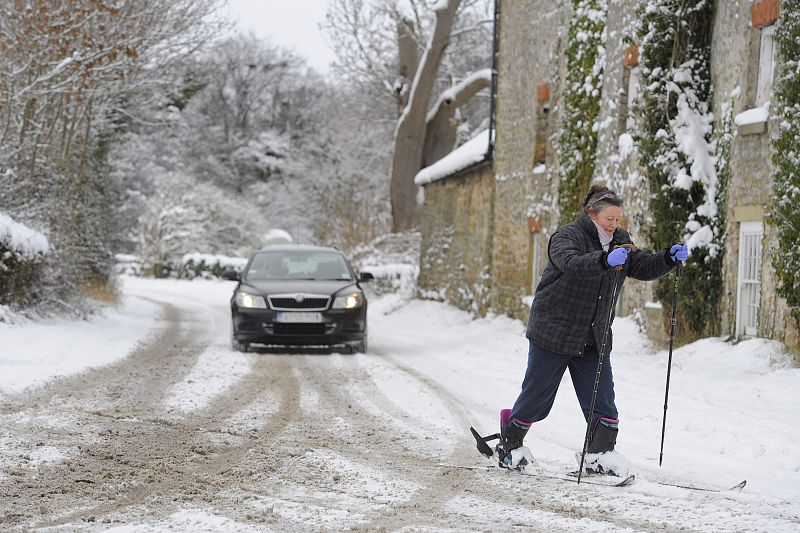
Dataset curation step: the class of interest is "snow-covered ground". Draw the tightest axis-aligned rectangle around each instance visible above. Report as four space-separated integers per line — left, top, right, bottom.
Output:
0 296 160 396
367 297 800 502
1 277 798 531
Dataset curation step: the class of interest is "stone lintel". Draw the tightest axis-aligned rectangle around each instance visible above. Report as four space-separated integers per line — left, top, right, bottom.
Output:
733 205 763 222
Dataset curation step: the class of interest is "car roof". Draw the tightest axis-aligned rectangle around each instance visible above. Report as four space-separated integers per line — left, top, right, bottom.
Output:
255 244 343 255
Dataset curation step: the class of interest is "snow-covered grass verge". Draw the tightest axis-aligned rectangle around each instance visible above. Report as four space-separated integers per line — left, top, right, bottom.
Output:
0 295 160 397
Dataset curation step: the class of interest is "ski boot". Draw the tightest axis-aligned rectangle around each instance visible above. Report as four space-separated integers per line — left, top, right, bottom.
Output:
469 409 535 470
579 418 628 476
497 409 534 470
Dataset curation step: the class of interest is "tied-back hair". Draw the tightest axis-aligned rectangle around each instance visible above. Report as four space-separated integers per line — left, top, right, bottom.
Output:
582 183 623 213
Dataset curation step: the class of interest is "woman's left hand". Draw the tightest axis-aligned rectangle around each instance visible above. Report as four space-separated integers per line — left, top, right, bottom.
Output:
670 243 688 262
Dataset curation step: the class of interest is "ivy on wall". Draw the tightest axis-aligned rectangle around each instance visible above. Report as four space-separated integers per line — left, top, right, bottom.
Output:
557 0 607 225
770 0 800 329
636 0 725 341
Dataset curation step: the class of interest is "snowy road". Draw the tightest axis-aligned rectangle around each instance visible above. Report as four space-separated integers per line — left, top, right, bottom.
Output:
0 278 798 531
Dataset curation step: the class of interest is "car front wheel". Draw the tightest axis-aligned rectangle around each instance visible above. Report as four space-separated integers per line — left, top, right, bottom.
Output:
350 338 367 354
231 335 249 353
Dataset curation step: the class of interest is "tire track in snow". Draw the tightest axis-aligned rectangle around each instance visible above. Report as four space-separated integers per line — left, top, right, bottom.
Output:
279 352 481 530
0 295 304 530
25 355 301 530
361 353 480 530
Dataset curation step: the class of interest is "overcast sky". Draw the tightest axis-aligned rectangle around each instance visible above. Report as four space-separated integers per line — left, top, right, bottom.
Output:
225 0 336 74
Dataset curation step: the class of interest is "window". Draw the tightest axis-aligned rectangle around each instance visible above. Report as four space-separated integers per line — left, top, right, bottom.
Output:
756 25 775 106
246 251 351 281
736 221 763 337
533 84 550 165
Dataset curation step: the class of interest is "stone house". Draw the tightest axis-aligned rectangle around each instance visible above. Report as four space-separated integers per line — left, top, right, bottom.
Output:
416 0 798 354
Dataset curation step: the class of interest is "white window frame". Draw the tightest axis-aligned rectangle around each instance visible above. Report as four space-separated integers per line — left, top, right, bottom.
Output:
736 221 763 337
530 232 543 293
756 25 775 107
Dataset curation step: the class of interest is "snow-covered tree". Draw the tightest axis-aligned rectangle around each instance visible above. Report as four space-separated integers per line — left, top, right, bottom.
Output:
135 172 267 277
324 0 494 231
0 0 223 310
770 1 800 331
297 86 394 252
111 33 380 257
636 0 725 341
557 0 608 225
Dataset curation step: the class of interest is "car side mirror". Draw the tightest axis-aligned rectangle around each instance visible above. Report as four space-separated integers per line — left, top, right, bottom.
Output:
358 272 374 282
221 269 240 281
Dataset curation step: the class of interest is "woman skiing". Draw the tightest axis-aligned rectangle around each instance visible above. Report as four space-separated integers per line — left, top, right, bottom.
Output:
496 184 688 473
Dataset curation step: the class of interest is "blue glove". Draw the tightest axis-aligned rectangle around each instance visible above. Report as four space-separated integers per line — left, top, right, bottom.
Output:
606 247 630 267
670 243 688 262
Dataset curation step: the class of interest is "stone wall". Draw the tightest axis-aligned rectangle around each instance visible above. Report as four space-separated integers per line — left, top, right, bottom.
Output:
711 0 798 353
416 162 494 315
490 0 568 321
593 0 656 328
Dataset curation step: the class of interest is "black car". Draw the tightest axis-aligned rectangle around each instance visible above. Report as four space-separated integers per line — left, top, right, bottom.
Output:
224 245 373 352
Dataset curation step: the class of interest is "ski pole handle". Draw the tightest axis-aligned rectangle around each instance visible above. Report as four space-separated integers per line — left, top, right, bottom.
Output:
611 243 637 271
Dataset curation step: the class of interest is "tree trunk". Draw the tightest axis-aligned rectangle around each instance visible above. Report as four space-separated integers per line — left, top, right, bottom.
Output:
389 0 461 232
422 68 491 167
395 17 419 112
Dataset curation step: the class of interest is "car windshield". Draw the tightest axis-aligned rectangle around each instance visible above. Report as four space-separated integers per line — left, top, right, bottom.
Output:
245 251 353 281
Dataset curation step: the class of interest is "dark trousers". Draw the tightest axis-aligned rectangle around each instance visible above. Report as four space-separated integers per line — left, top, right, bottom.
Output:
510 340 618 427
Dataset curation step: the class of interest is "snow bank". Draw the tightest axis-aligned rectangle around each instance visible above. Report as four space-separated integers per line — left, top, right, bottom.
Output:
0 212 49 258
414 130 490 186
0 295 160 396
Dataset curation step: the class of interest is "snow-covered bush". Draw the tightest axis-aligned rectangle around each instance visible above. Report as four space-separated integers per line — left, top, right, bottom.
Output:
557 0 607 224
636 0 725 340
177 253 248 279
350 232 421 301
0 213 49 308
114 254 142 277
770 1 800 330
135 172 266 277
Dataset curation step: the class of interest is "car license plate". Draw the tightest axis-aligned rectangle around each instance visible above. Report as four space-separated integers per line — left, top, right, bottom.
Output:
275 312 323 323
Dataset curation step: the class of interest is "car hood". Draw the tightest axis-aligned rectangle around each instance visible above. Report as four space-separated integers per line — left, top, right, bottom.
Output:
239 279 359 297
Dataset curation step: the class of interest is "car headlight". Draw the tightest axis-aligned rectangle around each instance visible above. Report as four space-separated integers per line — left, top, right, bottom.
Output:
332 292 365 309
234 291 267 309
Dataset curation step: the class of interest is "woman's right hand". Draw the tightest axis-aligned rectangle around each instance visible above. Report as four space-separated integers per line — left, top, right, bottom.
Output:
606 247 630 267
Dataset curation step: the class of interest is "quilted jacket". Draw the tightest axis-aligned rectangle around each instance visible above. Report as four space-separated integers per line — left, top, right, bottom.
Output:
525 212 675 357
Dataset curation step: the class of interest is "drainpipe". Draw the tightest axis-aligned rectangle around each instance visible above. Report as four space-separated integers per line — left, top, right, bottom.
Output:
488 0 500 158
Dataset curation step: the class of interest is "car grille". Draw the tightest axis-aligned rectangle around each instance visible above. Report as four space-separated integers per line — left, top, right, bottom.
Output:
269 294 330 311
274 323 327 336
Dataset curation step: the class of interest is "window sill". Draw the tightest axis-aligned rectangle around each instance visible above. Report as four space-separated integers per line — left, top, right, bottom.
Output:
734 106 769 136
737 121 767 136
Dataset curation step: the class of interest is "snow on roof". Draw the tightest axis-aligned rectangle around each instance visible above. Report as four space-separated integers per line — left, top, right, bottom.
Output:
0 212 49 259
414 129 490 186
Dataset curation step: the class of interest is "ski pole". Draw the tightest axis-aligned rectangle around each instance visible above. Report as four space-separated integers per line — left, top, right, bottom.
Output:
659 261 682 466
577 243 635 484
